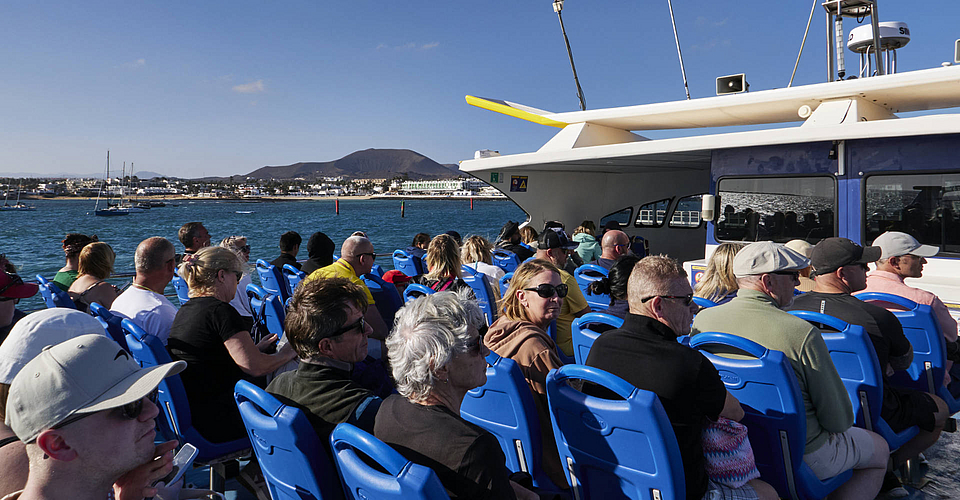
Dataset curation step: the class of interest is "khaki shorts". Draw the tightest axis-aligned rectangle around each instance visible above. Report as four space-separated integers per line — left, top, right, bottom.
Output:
803 427 876 480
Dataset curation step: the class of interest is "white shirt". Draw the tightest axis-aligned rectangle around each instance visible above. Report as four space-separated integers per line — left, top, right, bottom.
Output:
465 261 506 295
110 284 178 344
229 272 254 318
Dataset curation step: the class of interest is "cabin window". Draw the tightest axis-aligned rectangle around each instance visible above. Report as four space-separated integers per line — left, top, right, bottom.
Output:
864 172 960 255
715 176 835 243
635 198 672 228
668 194 705 228
600 207 632 228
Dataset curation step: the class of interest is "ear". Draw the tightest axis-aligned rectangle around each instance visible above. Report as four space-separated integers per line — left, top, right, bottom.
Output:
35 430 78 462
433 362 450 383
516 288 528 308
317 338 335 358
648 296 666 321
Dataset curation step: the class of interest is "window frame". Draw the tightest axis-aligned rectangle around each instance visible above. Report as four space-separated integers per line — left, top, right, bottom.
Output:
667 193 707 230
634 197 675 228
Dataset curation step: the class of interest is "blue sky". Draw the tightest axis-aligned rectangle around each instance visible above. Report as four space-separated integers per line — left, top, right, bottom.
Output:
2 1 958 178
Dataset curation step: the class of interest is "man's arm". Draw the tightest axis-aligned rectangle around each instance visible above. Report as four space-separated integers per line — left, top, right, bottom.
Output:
365 304 389 340
801 327 854 432
719 390 745 422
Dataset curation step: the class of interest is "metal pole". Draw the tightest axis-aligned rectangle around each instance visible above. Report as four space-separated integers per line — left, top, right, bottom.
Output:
789 0 820 87
666 0 691 100
554 3 586 111
825 11 835 82
870 3 884 75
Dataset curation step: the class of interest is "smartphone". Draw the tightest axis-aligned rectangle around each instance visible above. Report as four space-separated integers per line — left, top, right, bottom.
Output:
153 443 198 487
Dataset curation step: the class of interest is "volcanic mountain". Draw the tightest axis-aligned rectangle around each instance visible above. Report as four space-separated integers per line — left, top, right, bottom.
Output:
243 149 459 180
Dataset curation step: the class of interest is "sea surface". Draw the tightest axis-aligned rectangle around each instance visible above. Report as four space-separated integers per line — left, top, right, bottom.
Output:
4 198 525 311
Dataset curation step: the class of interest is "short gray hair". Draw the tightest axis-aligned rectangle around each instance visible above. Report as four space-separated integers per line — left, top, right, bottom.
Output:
386 290 484 403
134 237 174 273
627 254 688 307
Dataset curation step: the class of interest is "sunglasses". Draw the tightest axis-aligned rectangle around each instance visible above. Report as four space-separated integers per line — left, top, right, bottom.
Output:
357 252 376 259
52 388 160 431
771 270 801 280
0 273 24 298
523 283 569 299
640 293 695 306
332 317 366 337
222 269 242 281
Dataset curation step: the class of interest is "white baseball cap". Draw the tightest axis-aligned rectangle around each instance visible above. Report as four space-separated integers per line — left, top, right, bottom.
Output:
733 241 811 278
0 309 106 384
872 231 939 260
5 334 185 443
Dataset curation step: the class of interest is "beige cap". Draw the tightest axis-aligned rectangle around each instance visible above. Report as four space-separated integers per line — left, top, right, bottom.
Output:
0 309 106 384
784 239 814 259
872 231 939 260
733 241 811 278
5 334 185 443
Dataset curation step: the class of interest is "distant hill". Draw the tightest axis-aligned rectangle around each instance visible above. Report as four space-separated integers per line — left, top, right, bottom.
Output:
133 171 166 179
243 149 461 180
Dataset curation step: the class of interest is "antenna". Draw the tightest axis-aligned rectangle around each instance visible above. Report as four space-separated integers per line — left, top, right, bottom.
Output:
552 0 586 111
822 0 884 82
666 0 691 100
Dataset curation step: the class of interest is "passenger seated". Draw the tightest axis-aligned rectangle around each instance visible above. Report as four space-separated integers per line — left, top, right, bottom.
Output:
693 242 889 500
270 230 302 270
784 239 816 292
496 221 535 262
536 230 590 357
67 241 120 312
519 226 538 249
587 254 641 320
461 235 505 297
590 229 630 271
406 232 430 259
485 260 567 488
267 278 382 438
587 255 778 500
788 237 948 495
572 221 601 264
375 291 538 500
52 233 97 291
694 242 746 304
110 237 178 344
414 234 473 295
300 231 335 275
220 235 255 331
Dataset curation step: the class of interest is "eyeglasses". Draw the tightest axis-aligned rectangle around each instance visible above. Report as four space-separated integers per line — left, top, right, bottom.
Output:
332 317 366 337
640 293 694 306
52 388 159 431
0 274 24 298
771 270 801 280
225 269 243 281
357 252 376 259
523 283 568 299
240 245 251 253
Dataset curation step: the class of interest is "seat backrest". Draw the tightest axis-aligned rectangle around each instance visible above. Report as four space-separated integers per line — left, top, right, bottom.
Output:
247 284 285 340
403 284 436 303
546 364 685 499
234 380 344 500
491 249 520 274
36 275 77 309
35 275 59 308
691 296 718 309
370 264 385 278
282 264 306 294
460 352 551 488
392 250 424 277
329 423 450 500
89 302 130 351
787 310 881 432
499 272 513 299
573 264 610 310
460 265 496 325
257 259 290 302
171 268 190 306
689 332 850 500
571 313 624 365
362 273 403 328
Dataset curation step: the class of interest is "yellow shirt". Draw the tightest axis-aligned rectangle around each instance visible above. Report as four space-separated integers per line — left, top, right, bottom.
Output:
305 259 375 305
556 269 589 356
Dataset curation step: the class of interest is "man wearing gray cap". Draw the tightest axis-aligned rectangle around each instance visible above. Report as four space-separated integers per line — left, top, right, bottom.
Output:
692 241 889 500
3 334 185 500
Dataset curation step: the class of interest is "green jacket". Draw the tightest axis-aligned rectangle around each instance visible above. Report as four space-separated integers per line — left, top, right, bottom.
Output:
691 289 853 454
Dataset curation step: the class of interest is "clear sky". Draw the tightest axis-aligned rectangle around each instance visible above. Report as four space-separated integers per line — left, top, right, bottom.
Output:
2 1 958 178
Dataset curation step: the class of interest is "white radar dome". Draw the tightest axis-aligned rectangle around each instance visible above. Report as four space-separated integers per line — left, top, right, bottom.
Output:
847 22 910 53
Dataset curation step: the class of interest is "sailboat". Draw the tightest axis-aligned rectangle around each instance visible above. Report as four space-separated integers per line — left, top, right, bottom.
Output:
0 180 37 211
94 151 139 216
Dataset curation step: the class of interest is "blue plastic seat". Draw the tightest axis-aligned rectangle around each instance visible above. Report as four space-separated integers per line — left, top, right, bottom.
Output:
499 272 513 299
546 364 685 499
392 249 424 277
571 312 624 365
402 283 436 303
361 273 403 328
573 264 610 311
234 380 344 500
856 292 960 414
492 249 521 274
460 265 497 325
122 319 251 471
460 352 559 490
35 275 76 309
788 310 918 451
370 264 385 278
282 264 307 294
257 259 290 302
247 284 286 339
689 332 851 500
329 423 450 500
692 296 718 309
88 302 130 351
171 268 190 306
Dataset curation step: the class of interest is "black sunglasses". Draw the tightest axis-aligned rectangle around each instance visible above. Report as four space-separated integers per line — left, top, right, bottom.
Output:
0 273 24 297
222 269 242 281
523 283 568 299
332 317 366 337
640 293 695 306
357 252 376 259
53 388 160 431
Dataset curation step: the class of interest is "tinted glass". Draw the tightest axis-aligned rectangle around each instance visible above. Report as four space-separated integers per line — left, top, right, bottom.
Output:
716 177 835 243
669 194 704 228
865 173 960 254
635 198 672 227
600 207 632 228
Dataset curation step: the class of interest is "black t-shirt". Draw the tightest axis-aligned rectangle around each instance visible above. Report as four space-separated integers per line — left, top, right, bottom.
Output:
270 253 301 271
589 258 617 271
498 243 534 262
585 313 726 500
167 296 250 442
374 395 517 500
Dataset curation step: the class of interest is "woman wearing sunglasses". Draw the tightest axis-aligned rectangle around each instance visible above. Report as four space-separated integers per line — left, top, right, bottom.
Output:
484 259 568 489
168 246 297 443
220 235 255 331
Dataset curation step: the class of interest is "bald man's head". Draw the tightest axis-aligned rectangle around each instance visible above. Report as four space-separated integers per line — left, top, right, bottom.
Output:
341 236 375 275
600 230 630 259
134 237 175 273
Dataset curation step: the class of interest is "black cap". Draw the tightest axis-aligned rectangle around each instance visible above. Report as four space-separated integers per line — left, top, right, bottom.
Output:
810 237 881 277
538 229 579 250
443 230 462 246
307 232 335 264
499 221 519 241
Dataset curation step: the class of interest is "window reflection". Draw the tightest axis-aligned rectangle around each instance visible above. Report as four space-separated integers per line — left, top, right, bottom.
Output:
716 177 835 242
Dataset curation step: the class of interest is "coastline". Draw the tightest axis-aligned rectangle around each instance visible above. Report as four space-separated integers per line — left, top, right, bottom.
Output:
26 194 510 202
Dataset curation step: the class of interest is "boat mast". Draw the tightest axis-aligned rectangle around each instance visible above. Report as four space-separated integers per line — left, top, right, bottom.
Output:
94 151 107 212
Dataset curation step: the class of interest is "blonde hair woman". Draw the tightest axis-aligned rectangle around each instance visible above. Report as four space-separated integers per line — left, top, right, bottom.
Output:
415 234 472 295
67 241 119 312
169 246 297 443
694 242 747 304
461 235 505 297
219 235 254 327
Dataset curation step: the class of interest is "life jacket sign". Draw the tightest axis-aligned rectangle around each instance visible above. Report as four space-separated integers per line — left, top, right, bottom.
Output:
690 264 707 288
510 176 528 192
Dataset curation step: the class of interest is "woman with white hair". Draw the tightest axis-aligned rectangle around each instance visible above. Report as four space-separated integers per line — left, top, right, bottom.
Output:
220 235 254 330
374 291 537 500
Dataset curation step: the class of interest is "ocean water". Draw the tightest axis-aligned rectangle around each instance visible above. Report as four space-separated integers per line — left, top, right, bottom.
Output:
5 198 525 311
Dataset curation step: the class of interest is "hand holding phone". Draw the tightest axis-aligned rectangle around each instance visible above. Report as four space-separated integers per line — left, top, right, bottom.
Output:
153 443 198 487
